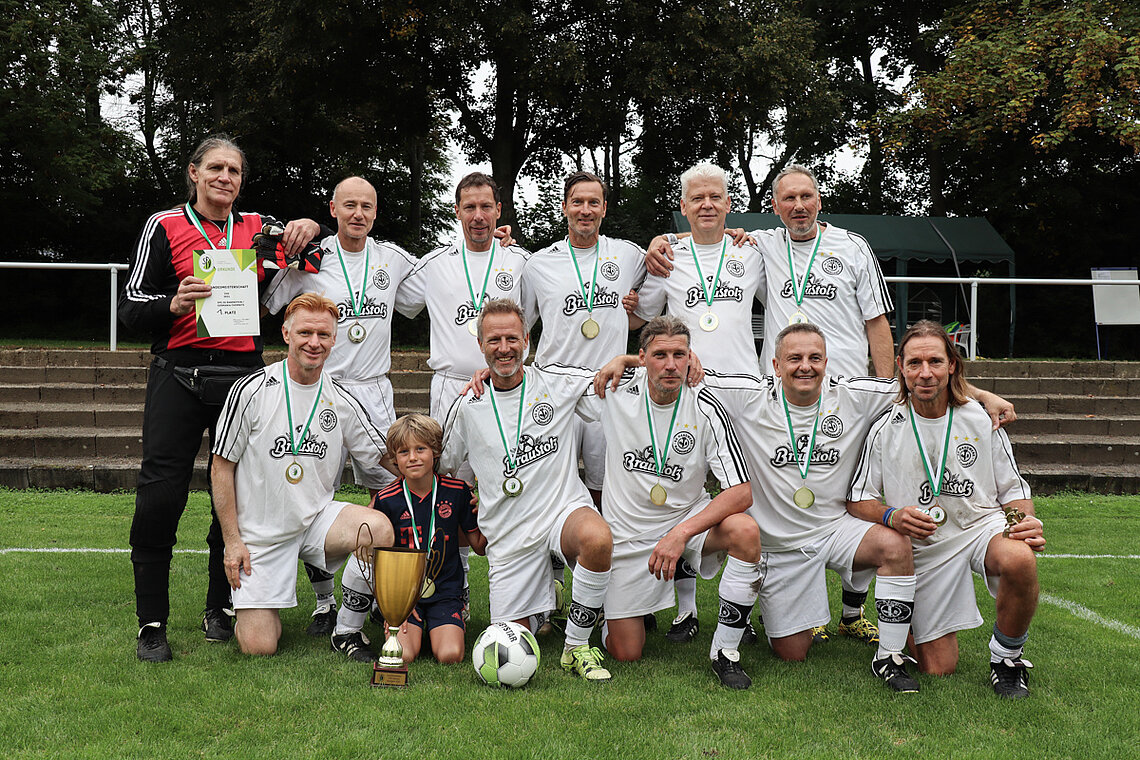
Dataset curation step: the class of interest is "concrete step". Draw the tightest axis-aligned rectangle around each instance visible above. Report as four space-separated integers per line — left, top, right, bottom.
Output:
1013 414 1140 437
0 365 150 384
1002 395 1140 416
0 403 142 429
965 360 1140 379
1007 434 1140 467
1019 464 1140 495
969 376 1140 396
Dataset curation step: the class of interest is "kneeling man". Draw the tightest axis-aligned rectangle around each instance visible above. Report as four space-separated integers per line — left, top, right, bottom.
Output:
847 320 1044 698
588 316 761 689
212 293 396 655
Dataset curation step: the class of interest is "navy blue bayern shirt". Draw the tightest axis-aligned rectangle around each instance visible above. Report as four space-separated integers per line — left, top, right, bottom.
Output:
373 475 477 602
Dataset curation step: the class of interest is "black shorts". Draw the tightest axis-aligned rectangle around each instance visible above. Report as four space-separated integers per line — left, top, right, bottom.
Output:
410 596 465 633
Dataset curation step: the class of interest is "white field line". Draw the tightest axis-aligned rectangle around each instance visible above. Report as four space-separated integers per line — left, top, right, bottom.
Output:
1039 593 1140 640
5 548 1136 558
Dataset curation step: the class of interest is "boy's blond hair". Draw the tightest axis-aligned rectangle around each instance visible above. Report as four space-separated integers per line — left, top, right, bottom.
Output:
386 413 443 472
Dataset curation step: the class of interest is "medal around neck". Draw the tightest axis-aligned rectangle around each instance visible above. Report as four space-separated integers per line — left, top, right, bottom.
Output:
649 483 668 506
285 460 304 484
793 485 815 509
699 311 719 332
927 504 947 526
788 311 808 325
347 321 366 343
581 317 600 339
502 475 524 497
467 320 479 337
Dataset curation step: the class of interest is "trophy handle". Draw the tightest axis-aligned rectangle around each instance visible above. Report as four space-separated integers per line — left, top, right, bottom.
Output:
354 522 375 589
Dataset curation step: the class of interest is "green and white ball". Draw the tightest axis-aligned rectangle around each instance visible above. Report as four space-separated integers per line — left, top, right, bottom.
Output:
472 621 541 688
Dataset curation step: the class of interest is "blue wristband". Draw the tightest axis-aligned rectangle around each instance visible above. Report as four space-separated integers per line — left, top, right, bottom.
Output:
881 507 896 527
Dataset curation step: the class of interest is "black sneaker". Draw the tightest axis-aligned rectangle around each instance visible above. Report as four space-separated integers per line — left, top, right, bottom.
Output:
740 619 758 645
643 613 658 633
331 631 377 663
666 611 699 643
201 608 234 642
137 622 172 663
711 649 752 689
871 653 920 693
990 657 1032 699
307 601 337 637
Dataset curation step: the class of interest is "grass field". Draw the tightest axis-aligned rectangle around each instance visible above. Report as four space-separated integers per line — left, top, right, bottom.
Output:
1 489 1137 759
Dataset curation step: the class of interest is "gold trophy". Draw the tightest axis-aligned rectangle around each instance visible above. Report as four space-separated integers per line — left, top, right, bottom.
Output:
355 531 428 687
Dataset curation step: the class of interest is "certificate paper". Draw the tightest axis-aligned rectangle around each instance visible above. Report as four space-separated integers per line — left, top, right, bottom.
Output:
193 249 260 338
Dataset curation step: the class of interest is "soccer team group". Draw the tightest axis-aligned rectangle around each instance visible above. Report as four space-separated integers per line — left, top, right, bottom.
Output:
119 135 1046 698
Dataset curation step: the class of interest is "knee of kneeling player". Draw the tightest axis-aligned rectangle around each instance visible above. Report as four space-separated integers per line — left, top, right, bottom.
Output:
726 518 762 562
604 633 644 662
237 632 279 657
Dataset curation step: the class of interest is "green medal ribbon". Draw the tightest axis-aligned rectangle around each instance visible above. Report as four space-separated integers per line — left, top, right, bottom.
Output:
184 204 233 251
567 238 602 315
402 475 438 551
334 238 370 319
487 370 526 475
908 403 955 499
691 238 728 310
462 239 498 313
282 369 324 462
645 384 683 478
780 386 822 482
785 225 823 309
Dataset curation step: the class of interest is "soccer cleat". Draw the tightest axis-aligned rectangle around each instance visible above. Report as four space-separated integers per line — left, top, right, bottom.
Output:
666 611 699 643
643 612 658 633
307 601 337 637
837 610 879 646
137 622 172 663
740 619 758 645
330 631 377 663
811 625 830 643
560 644 612 681
871 652 920 693
201 607 235 642
990 657 1032 699
711 648 752 690
461 587 471 623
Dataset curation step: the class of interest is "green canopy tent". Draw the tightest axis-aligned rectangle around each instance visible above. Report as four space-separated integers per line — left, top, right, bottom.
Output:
671 212 1018 353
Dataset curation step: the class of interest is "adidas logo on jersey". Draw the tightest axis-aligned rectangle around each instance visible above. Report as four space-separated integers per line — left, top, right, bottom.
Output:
399 511 411 520
891 412 905 425
265 376 280 387
626 383 640 395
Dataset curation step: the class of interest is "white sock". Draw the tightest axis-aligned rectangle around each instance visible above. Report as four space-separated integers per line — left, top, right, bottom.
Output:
873 575 915 660
709 557 760 659
333 560 372 636
564 564 609 649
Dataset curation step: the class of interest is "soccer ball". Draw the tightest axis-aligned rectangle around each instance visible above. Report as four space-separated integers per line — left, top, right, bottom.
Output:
472 621 541 688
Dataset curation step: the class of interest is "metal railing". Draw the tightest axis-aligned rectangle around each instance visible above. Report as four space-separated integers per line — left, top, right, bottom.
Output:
0 262 1135 356
0 262 128 350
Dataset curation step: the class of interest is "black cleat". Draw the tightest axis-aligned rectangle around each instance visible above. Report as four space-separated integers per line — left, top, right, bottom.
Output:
740 619 758 645
137 622 172 663
643 612 658 633
711 649 752 689
990 657 1032 699
666 611 699 643
871 653 920 693
201 608 235 642
331 631 377 663
307 602 337 637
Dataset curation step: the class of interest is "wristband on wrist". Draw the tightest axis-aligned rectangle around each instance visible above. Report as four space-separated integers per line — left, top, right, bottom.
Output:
665 233 679 246
881 507 896 528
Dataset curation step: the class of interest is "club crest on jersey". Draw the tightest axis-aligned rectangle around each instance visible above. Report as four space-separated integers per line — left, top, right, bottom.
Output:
672 431 696 455
563 284 620 316
780 274 837 300
531 402 554 426
502 433 559 474
725 259 746 278
437 500 452 519
270 430 328 459
373 269 390 289
821 256 843 275
338 298 388 322
600 261 620 281
956 443 978 467
820 414 843 438
454 299 485 327
623 446 684 482
770 434 839 468
318 409 337 432
919 472 974 504
495 272 514 290
685 281 744 308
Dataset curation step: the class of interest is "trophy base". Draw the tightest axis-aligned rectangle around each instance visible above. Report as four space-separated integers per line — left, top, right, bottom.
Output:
371 662 409 687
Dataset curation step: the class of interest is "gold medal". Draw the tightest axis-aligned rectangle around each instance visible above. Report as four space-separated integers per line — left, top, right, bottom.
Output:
467 320 479 337
285 460 304 484
503 476 523 497
347 321 366 343
699 311 719 332
789 311 808 325
928 504 947 526
581 317 600 339
649 483 668 506
421 577 436 600
793 485 815 509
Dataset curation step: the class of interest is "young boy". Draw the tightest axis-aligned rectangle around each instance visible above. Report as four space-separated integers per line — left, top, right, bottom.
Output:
332 413 486 664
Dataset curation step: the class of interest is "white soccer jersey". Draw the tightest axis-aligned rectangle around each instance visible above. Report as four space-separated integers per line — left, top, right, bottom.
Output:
261 235 417 380
752 224 892 378
212 360 388 546
635 234 765 375
439 364 594 564
395 239 531 377
578 367 749 543
703 371 897 551
522 235 647 369
848 399 1031 551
